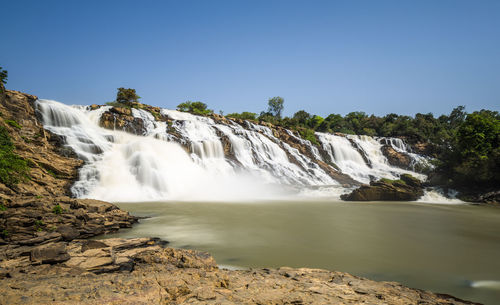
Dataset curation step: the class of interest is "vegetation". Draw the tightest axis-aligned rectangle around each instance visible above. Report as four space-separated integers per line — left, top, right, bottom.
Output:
176 101 213 116
107 87 141 108
52 204 63 215
34 220 45 232
435 110 500 190
227 112 257 120
5 119 22 129
0 66 7 86
0 125 30 187
266 96 284 119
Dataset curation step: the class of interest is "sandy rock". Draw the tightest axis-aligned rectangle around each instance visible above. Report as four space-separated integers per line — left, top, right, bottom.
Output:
30 242 70 264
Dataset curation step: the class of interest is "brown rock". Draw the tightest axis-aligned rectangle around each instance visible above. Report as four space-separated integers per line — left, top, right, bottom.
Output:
56 225 79 241
341 174 424 201
30 242 70 264
381 145 412 169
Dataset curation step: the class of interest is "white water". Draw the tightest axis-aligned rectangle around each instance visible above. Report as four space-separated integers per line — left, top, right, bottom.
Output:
36 99 448 202
417 189 463 204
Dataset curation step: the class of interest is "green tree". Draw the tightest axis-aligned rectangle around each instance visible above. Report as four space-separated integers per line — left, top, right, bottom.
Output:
115 87 141 106
267 96 284 119
177 101 213 116
227 112 257 120
0 67 7 85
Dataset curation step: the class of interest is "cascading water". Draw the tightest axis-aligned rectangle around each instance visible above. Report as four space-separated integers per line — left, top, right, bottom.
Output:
36 99 442 202
378 137 433 171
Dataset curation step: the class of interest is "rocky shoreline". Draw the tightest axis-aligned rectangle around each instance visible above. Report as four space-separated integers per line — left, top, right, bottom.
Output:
0 88 479 304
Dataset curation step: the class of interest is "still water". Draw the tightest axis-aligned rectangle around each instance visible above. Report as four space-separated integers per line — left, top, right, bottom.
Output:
108 200 500 304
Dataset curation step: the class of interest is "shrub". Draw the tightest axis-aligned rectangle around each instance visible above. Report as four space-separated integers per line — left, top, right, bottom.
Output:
52 204 63 215
298 128 319 145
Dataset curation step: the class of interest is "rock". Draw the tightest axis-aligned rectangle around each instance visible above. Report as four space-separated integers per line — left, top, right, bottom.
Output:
56 225 79 241
0 243 478 304
109 106 132 116
341 174 424 201
18 232 62 246
458 190 500 204
99 109 146 135
30 242 70 264
381 145 412 169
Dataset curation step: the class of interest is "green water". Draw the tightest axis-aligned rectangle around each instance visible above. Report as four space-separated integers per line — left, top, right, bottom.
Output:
107 200 500 304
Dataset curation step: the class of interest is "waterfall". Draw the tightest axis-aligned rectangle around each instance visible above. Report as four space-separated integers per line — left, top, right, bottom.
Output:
36 99 432 202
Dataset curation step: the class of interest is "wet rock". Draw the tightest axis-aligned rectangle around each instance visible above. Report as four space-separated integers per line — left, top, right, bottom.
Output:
99 109 146 135
341 174 424 201
381 145 412 169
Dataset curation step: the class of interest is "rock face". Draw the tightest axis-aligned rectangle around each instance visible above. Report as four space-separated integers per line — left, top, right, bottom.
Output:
341 174 424 201
99 107 147 135
0 237 476 305
381 145 412 169
458 190 500 205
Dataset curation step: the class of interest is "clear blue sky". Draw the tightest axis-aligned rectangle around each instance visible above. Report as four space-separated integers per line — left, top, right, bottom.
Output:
2 0 499 117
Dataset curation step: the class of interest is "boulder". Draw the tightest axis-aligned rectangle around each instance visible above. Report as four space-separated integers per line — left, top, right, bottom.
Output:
30 242 70 264
341 174 424 201
381 145 411 169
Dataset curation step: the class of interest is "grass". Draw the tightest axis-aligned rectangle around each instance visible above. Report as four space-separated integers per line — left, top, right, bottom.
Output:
0 125 30 187
0 203 6 211
5 119 22 129
1 229 8 237
379 177 407 185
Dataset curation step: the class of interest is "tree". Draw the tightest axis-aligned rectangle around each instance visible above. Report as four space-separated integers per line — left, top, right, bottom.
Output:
267 96 284 119
227 112 257 120
176 101 213 116
292 110 311 126
0 67 7 92
115 87 141 106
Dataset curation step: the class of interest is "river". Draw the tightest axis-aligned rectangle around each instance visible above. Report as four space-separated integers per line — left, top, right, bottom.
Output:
106 200 500 304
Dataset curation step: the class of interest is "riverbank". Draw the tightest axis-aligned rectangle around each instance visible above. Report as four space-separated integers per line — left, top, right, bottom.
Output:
0 237 478 304
0 88 480 304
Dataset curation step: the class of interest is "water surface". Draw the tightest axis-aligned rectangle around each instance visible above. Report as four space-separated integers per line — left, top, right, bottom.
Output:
107 200 500 304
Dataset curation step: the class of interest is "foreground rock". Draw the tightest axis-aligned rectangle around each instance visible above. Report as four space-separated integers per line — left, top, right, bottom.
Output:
341 174 424 201
0 237 476 305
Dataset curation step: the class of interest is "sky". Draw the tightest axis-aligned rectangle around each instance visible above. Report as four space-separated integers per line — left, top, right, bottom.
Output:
1 0 499 117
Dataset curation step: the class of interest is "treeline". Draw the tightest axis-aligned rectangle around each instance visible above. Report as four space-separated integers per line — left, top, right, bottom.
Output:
226 97 467 146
